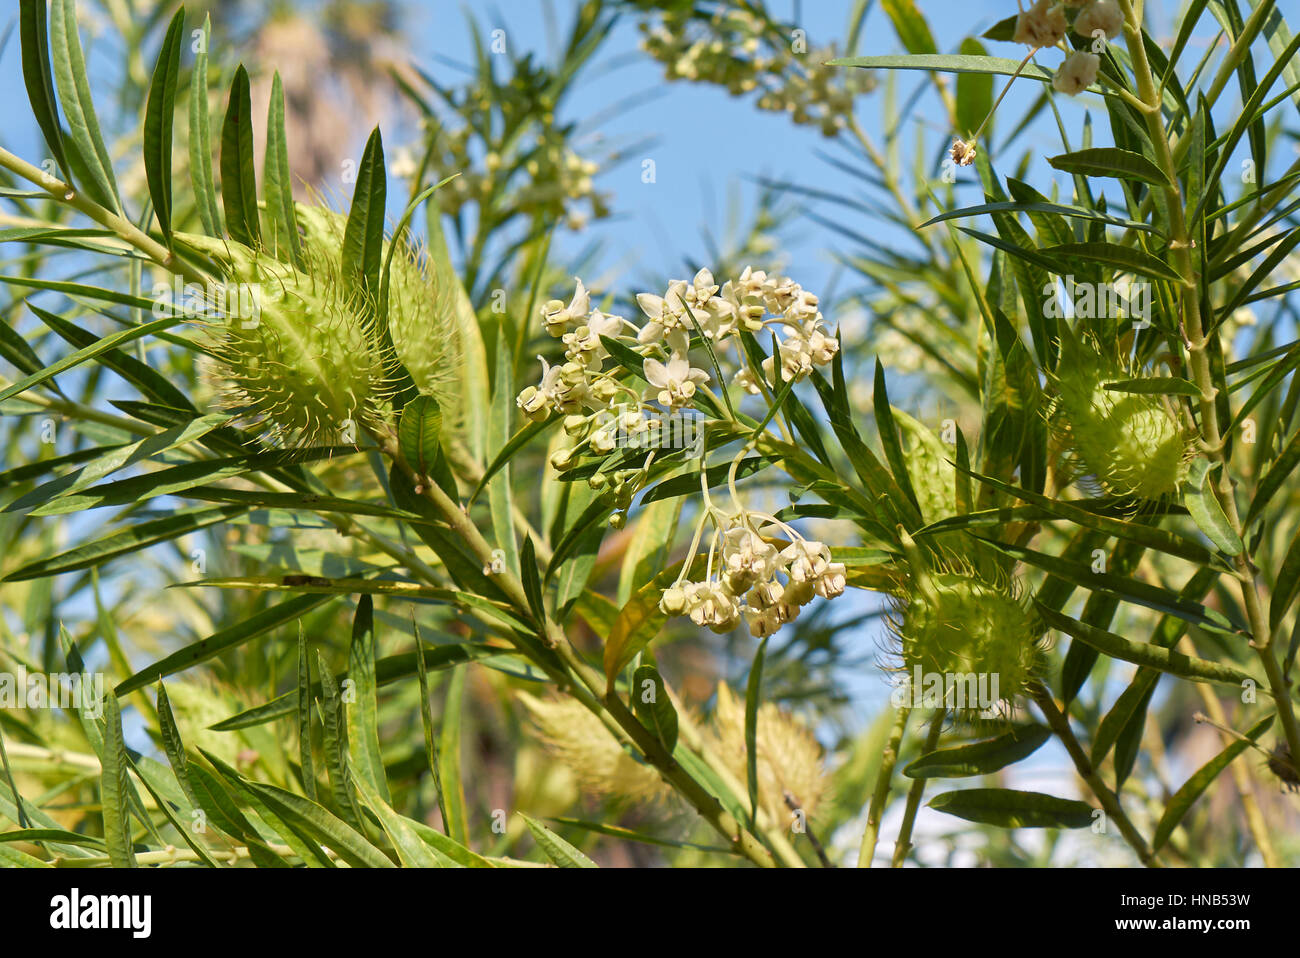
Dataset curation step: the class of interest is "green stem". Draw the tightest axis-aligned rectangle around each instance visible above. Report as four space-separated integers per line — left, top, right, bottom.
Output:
891 709 943 867
1031 683 1161 867
1119 2 1300 777
858 704 909 867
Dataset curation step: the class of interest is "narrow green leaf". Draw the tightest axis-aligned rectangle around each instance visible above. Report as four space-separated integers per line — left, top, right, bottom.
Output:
1036 603 1253 686
398 395 443 477
100 691 136 867
632 664 679 755
50 0 121 211
342 127 386 304
1047 148 1167 186
1183 458 1243 555
744 638 767 827
350 773 440 867
1152 714 1274 851
439 666 469 846
521 814 597 867
220 65 260 246
155 681 198 807
263 71 303 267
19 0 73 184
4 504 248 580
143 7 185 242
188 14 221 235
903 725 1051 778
315 653 365 833
928 788 1094 828
297 625 316 801
346 595 390 802
1040 242 1182 283
116 593 333 693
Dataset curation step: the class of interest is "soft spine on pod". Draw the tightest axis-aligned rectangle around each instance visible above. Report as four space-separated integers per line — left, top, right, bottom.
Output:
1050 330 1189 499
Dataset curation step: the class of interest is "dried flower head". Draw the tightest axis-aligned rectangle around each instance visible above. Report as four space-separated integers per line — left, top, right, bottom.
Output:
950 137 978 167
708 682 828 825
517 692 672 803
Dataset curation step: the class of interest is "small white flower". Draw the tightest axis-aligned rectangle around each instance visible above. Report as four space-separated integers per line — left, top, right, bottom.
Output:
1075 0 1123 40
540 279 591 337
516 357 563 420
1013 0 1068 48
1053 50 1100 95
721 526 780 592
635 281 689 343
643 353 710 409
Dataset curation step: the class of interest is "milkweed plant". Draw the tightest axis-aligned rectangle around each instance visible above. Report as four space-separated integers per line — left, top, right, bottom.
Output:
0 0 1297 869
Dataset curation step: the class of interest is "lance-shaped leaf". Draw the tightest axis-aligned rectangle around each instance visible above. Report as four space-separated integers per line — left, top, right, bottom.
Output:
342 127 386 305
929 788 1094 828
1036 603 1253 686
1047 148 1168 186
188 14 221 235
521 814 597 867
49 0 120 211
904 725 1051 778
1183 458 1243 555
1152 715 1274 852
143 7 185 242
262 71 302 267
19 0 72 185
346 595 390 802
100 691 136 867
220 65 260 246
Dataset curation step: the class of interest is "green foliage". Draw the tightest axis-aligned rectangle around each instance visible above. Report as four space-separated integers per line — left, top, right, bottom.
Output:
0 0 1297 871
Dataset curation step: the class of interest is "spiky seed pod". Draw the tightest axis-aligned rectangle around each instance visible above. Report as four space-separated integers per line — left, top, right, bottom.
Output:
180 232 391 446
1051 332 1189 499
294 202 462 427
890 540 1045 718
707 682 828 825
517 692 673 803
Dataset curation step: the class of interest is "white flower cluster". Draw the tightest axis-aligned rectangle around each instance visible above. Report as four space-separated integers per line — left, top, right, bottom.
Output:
1012 1 1124 96
517 267 847 634
661 520 847 638
518 267 838 432
638 8 874 137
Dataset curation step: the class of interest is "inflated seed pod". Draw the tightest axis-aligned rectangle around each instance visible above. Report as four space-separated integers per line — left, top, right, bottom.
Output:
1051 332 1188 499
891 539 1044 716
179 231 390 446
294 202 461 425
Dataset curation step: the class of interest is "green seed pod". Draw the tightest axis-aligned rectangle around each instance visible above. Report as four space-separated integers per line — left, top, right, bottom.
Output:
1051 333 1189 499
890 539 1044 717
180 231 390 446
294 202 461 427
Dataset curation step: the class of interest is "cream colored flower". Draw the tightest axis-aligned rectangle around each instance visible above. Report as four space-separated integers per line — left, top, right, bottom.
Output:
1053 50 1100 94
950 137 977 167
1075 0 1124 40
540 279 591 337
1013 0 1068 48
643 354 710 409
